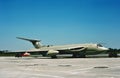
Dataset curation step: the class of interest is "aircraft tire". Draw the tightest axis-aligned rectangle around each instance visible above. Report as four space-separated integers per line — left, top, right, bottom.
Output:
108 52 118 57
51 55 57 59
72 52 86 58
15 53 22 58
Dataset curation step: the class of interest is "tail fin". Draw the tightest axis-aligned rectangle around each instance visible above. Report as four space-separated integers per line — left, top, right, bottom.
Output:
16 37 42 49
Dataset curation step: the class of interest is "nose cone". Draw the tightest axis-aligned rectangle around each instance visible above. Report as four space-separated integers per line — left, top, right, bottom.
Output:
99 47 109 51
103 48 109 51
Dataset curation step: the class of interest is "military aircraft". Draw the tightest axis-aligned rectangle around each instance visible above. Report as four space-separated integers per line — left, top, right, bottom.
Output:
13 37 109 58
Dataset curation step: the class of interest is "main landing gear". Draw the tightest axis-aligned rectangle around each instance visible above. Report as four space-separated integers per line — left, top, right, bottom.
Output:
72 52 86 58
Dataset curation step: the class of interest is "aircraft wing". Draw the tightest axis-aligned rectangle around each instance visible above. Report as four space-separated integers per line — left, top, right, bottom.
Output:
28 47 86 58
67 47 86 52
49 46 86 52
7 46 86 58
9 46 86 53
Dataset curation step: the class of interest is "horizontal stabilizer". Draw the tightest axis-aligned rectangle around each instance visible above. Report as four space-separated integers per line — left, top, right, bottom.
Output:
16 37 42 49
16 37 41 42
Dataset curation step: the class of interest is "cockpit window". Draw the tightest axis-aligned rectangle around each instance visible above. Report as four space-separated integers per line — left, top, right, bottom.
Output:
97 44 103 47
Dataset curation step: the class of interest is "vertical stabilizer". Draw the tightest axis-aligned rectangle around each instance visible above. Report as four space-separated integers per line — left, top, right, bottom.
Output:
16 37 42 49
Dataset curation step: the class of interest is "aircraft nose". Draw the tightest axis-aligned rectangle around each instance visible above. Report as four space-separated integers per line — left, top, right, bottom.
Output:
104 48 109 51
102 47 109 51
99 47 109 51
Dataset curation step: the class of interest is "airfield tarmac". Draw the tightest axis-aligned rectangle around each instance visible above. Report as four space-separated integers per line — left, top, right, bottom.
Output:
0 57 120 78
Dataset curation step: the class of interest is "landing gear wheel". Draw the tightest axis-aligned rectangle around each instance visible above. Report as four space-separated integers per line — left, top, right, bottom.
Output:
72 52 86 58
15 53 22 58
51 55 57 59
108 52 118 57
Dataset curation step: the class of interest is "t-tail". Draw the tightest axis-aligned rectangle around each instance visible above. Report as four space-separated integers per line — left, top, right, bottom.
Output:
16 37 42 49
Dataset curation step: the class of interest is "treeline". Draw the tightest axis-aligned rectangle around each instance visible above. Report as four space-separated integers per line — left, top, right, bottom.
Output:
108 48 120 53
0 50 15 56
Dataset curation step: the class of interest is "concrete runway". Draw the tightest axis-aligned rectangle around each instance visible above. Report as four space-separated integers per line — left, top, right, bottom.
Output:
0 57 120 78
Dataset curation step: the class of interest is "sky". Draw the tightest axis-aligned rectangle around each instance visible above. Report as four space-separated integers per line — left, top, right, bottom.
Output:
0 0 120 50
